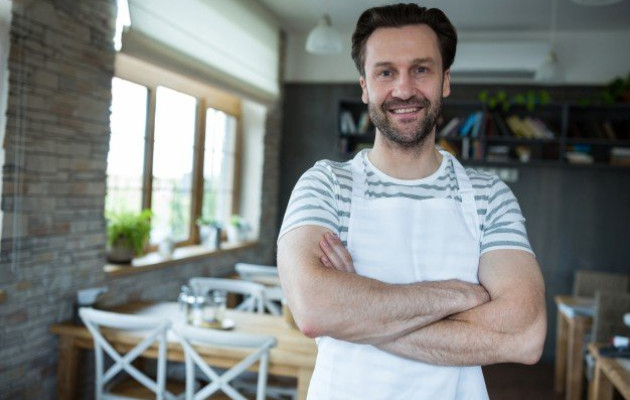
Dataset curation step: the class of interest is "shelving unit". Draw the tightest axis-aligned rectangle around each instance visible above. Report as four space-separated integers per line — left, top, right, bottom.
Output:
337 98 630 167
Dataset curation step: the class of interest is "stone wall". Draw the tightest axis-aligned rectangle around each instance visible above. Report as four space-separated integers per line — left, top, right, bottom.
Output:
0 1 282 398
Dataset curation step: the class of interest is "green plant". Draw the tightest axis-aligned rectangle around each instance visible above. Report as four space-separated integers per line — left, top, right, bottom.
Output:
478 89 552 112
229 214 245 228
601 72 630 104
577 72 630 106
106 209 152 256
196 216 222 228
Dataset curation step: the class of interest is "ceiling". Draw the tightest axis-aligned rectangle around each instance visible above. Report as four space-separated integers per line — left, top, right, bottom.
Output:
255 0 630 34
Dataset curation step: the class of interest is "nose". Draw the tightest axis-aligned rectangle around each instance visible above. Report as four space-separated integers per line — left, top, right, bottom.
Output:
391 73 414 100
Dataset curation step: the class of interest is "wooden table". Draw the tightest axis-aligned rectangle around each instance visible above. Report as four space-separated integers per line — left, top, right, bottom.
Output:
588 343 630 400
555 295 595 400
51 301 316 400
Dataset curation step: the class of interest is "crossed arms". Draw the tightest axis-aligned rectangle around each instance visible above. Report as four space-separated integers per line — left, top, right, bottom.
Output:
277 225 546 366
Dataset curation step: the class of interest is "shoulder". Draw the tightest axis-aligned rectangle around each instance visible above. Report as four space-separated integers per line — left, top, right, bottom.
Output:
465 167 500 190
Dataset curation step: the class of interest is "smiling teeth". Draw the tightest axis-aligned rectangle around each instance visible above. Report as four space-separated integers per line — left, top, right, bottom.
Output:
392 108 418 114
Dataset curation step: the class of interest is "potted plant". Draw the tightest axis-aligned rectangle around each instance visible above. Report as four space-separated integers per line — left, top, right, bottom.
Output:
196 217 222 250
226 215 249 244
106 209 152 264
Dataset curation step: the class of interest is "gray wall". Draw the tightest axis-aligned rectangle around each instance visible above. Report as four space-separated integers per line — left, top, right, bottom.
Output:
279 82 630 363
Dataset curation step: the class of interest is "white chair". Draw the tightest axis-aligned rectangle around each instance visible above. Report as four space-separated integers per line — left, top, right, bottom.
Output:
234 263 283 315
172 324 276 400
187 276 297 400
79 307 183 400
188 277 267 314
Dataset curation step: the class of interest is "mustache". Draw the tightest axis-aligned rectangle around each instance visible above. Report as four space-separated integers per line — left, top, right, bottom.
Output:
382 97 431 109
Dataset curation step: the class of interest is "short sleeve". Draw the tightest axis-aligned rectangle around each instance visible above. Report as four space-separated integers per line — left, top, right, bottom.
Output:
278 163 341 241
480 176 534 255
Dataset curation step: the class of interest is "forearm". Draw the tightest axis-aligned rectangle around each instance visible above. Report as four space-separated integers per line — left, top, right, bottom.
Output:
377 254 547 365
278 227 489 344
378 298 546 365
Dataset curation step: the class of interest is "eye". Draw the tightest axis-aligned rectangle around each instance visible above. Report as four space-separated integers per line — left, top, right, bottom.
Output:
415 66 428 74
379 70 392 77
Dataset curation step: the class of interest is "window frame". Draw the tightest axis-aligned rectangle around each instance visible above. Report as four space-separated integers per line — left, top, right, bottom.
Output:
112 53 242 249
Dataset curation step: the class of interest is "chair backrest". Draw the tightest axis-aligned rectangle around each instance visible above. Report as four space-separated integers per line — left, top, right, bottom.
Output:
79 307 172 400
234 264 283 315
591 291 630 343
572 270 629 298
172 324 277 400
235 263 279 280
189 277 267 314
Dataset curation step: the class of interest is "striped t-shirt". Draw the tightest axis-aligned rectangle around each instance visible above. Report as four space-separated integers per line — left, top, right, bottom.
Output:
279 149 533 255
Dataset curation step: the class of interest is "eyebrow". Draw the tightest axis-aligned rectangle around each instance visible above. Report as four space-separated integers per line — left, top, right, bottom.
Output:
372 58 437 69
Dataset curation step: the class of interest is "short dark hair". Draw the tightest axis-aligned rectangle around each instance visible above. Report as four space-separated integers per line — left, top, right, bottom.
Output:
351 3 458 76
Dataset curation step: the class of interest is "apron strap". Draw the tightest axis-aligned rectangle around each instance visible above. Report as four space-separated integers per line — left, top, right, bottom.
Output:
440 150 481 239
351 150 367 200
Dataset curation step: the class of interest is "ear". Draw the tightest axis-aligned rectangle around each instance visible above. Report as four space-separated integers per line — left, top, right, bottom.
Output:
442 69 451 98
359 76 369 104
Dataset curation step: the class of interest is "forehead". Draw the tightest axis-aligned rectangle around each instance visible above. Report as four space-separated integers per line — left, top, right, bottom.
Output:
364 24 442 70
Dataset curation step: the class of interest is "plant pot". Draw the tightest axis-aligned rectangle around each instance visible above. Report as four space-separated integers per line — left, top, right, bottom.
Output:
226 225 246 244
107 239 134 264
199 225 221 250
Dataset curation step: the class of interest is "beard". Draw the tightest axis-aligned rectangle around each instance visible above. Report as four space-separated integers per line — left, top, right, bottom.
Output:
368 95 442 148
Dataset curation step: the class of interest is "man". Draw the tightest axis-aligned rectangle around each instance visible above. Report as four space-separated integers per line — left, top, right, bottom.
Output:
277 4 546 399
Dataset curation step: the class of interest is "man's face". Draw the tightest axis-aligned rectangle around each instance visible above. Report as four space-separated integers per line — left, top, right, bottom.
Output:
359 24 451 148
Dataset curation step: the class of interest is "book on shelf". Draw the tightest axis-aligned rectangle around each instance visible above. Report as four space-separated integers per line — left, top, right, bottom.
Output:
523 117 554 139
461 137 471 159
492 114 513 137
357 112 371 134
529 117 556 139
611 147 630 166
506 115 536 139
438 117 461 138
566 147 594 164
470 111 484 138
486 145 510 162
340 111 357 134
459 112 481 137
601 120 617 140
472 139 484 160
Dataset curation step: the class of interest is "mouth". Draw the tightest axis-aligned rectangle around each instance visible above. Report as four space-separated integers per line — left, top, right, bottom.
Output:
389 107 422 115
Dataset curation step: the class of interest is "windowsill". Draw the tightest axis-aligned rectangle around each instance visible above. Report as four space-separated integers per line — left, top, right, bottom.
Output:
104 241 259 278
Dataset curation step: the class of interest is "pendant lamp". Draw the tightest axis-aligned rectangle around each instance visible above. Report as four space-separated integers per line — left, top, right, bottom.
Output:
535 0 563 82
305 14 343 55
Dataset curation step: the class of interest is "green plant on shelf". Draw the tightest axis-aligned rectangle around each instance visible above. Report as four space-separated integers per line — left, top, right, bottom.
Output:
577 72 630 106
106 209 152 257
478 90 552 112
196 216 222 229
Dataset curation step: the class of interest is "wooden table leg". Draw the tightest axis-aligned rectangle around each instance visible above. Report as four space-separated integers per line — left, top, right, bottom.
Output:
556 312 569 394
296 367 314 400
592 358 614 400
57 335 80 400
566 316 588 400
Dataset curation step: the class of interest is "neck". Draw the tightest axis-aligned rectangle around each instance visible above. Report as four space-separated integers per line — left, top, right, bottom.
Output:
368 130 442 180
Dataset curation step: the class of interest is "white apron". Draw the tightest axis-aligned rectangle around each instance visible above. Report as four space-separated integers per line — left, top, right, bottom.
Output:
307 150 489 400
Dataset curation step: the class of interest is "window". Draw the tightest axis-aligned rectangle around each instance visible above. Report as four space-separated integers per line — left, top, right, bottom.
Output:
203 109 237 226
106 69 241 248
106 78 147 215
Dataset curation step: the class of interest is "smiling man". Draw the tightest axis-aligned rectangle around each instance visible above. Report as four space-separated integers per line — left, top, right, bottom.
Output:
277 4 546 399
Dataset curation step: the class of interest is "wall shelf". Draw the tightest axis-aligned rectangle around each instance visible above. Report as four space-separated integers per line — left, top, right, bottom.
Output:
338 99 630 167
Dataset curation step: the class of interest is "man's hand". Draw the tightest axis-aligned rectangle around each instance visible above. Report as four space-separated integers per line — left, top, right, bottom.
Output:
319 232 355 273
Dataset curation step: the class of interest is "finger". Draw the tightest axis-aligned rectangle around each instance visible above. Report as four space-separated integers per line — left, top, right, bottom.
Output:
331 234 356 273
320 237 343 269
320 255 332 268
324 232 354 272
